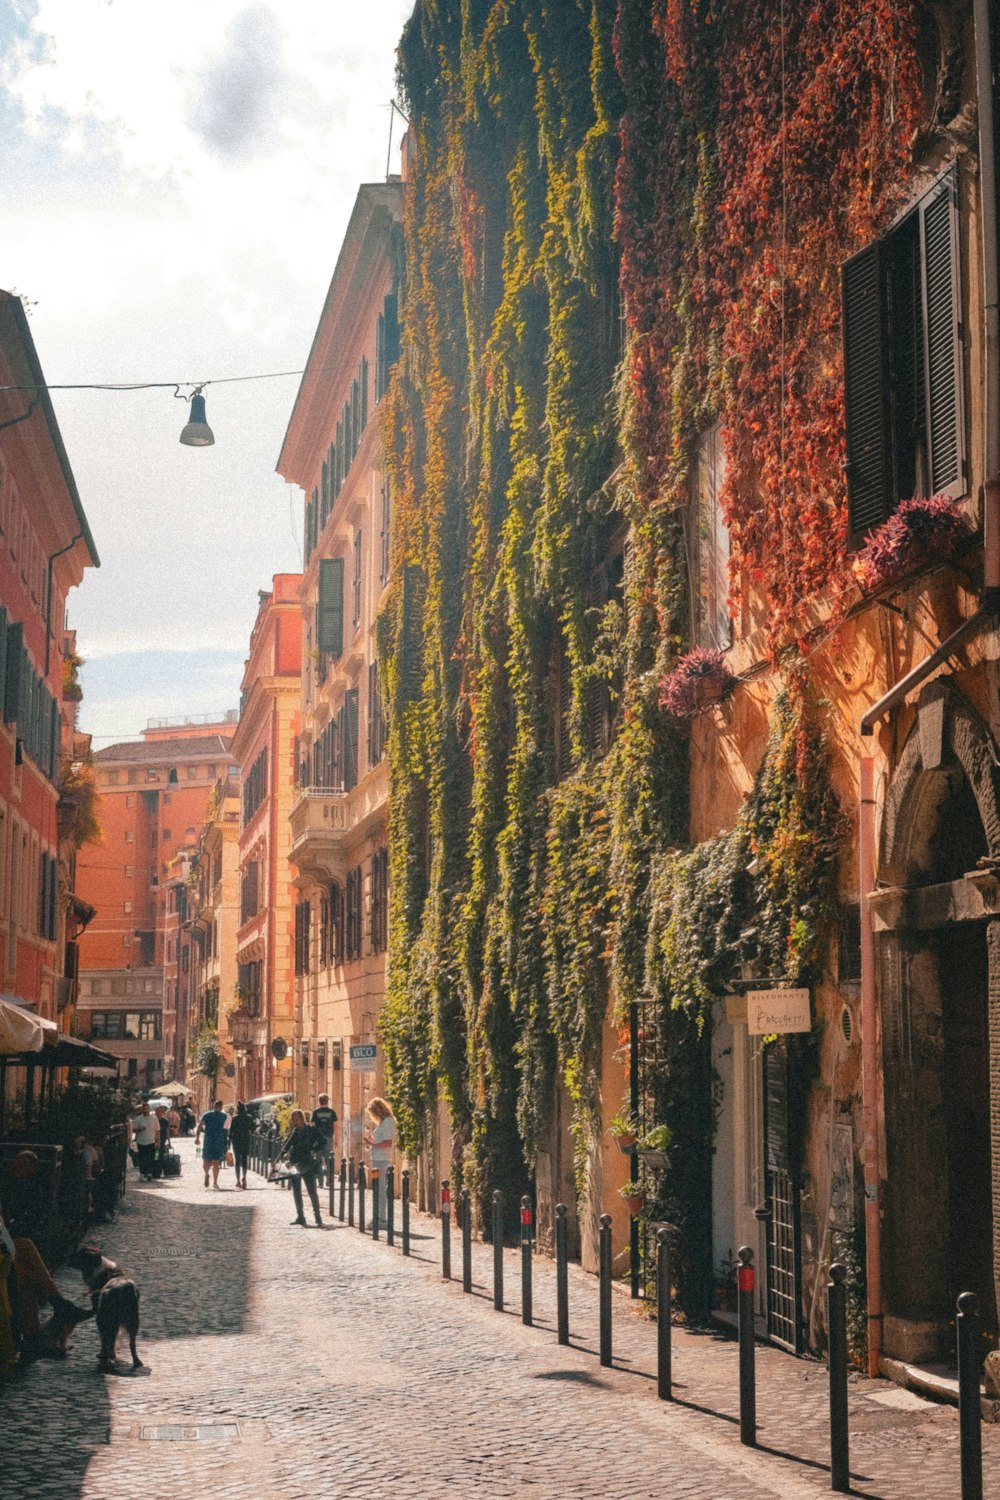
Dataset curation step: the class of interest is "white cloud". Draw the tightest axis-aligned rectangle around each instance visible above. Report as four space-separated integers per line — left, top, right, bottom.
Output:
1 0 412 737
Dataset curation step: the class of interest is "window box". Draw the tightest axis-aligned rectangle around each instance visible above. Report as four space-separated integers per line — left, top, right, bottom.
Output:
659 647 735 718
851 492 970 593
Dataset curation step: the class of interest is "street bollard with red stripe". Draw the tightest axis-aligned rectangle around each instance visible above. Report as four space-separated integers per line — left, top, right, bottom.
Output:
520 1196 533 1326
441 1179 452 1280
738 1246 757 1447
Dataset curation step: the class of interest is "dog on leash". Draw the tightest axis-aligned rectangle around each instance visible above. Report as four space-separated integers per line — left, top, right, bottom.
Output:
66 1245 143 1372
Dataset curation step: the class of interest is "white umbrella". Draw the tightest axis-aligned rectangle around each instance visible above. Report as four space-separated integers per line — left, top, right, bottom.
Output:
156 1080 190 1098
0 996 57 1055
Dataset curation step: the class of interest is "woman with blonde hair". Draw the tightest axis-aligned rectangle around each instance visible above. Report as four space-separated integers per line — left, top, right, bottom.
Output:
364 1096 395 1228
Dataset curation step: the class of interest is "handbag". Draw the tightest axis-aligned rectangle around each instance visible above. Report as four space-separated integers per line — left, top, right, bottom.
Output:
226 1149 234 1167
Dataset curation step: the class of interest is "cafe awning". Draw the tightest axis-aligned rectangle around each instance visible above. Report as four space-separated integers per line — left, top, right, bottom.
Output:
0 996 58 1055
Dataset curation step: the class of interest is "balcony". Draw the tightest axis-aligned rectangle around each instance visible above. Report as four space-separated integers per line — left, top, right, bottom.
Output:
288 785 348 881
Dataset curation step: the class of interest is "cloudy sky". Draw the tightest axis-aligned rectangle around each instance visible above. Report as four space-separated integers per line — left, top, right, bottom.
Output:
1 0 413 744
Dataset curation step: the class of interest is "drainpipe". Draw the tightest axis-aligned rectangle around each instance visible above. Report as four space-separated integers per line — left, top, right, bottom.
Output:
859 757 882 1378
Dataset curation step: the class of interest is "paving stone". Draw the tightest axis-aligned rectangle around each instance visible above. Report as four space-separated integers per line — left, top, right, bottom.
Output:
1 1139 997 1498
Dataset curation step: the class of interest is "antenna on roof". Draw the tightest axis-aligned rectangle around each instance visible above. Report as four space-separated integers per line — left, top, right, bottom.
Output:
385 99 409 181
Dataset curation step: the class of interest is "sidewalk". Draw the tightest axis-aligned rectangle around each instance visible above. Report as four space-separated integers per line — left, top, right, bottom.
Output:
1 1138 995 1500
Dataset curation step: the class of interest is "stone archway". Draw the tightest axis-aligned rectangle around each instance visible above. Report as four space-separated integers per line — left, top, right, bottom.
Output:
875 681 1000 1361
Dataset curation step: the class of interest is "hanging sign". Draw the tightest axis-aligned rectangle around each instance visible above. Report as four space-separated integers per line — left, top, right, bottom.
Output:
349 1043 377 1067
746 988 811 1035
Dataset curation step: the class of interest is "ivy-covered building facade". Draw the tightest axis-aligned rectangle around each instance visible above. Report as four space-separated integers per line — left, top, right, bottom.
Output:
378 0 1000 1371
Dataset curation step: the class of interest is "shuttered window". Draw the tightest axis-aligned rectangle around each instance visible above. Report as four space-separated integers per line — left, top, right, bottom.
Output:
843 164 965 543
342 687 359 791
316 557 344 656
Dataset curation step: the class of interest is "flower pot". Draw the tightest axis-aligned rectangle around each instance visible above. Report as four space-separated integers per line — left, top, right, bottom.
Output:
621 1193 645 1216
614 1133 637 1153
637 1148 670 1170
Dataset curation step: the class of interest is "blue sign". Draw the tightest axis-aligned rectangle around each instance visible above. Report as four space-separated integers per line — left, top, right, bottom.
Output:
349 1043 377 1066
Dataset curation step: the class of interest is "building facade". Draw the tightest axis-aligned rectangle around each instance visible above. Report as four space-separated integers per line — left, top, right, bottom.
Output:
277 182 400 1154
229 576 302 1101
75 717 237 1087
0 290 98 1033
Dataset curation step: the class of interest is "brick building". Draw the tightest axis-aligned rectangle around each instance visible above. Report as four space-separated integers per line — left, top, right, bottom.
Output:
75 716 237 1086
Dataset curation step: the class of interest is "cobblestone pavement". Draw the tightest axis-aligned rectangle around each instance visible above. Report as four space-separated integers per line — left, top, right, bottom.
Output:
3 1139 998 1500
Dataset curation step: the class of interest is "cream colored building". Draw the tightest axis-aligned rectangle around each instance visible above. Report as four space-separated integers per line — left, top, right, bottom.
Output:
276 181 401 1153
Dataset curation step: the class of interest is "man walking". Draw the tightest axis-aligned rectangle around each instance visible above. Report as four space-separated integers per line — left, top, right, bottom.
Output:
311 1094 338 1187
196 1099 230 1190
281 1109 325 1227
129 1101 159 1182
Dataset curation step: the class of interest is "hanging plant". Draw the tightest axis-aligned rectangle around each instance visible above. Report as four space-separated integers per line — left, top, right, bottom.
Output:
851 492 971 593
658 646 735 718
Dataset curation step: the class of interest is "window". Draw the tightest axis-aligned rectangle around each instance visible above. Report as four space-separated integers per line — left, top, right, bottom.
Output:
370 848 388 954
690 425 731 651
124 865 133 879
843 164 965 542
346 866 363 960
316 557 344 656
352 531 363 628
242 747 268 825
294 899 311 976
161 828 171 841
368 661 387 766
329 881 345 964
342 688 359 791
147 769 157 781
240 861 260 924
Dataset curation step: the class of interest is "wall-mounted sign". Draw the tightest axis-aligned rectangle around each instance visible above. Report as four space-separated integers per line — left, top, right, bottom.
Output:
349 1043 377 1068
746 988 811 1035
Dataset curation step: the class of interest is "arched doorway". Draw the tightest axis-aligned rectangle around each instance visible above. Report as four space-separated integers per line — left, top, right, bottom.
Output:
876 683 1000 1361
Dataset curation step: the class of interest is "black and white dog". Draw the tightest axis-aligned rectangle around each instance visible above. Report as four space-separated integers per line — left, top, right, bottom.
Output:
66 1245 143 1372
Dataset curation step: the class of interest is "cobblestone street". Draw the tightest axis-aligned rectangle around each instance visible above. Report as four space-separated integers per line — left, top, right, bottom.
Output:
3 1138 998 1500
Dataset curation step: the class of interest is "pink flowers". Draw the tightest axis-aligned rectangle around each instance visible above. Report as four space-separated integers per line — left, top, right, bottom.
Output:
659 647 735 717
853 494 971 592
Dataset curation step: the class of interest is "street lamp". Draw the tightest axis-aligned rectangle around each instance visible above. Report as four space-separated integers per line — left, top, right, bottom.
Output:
179 389 214 447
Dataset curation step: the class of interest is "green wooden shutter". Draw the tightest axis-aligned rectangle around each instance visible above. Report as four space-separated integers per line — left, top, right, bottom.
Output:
316 557 344 656
5 622 20 723
920 165 966 500
843 242 890 540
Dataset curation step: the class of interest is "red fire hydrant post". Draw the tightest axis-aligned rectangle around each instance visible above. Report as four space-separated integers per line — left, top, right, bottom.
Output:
737 1245 757 1447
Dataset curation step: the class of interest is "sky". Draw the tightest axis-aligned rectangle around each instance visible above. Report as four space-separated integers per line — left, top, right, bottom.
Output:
1 0 414 745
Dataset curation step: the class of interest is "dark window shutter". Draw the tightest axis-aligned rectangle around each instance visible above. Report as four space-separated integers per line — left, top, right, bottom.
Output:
384 291 400 369
360 356 369 429
316 557 344 656
765 1040 790 1172
4 622 21 724
376 312 386 400
343 688 359 790
47 853 57 939
843 243 890 539
920 166 965 499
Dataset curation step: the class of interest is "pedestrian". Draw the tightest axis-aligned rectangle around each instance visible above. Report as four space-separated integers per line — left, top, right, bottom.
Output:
363 1096 396 1229
277 1109 324 1227
311 1093 338 1186
129 1102 159 1182
195 1099 230 1190
155 1106 170 1171
167 1104 181 1137
228 1101 252 1190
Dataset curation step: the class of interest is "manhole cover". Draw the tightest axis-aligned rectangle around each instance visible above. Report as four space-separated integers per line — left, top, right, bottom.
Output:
140 1424 240 1441
147 1248 200 1259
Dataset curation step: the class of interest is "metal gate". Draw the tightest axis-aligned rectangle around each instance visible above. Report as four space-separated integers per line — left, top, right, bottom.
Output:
763 1040 802 1352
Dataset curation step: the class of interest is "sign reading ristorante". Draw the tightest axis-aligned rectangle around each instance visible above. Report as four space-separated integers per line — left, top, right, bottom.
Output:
746 988 812 1035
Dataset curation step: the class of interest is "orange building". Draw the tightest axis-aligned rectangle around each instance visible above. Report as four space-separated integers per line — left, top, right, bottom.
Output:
0 291 98 1029
277 182 400 1146
75 717 237 1087
229 576 302 1099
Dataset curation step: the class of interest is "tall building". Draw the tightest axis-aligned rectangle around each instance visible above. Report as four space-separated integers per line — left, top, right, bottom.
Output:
229 576 302 1100
0 290 98 1030
276 182 400 1149
75 715 237 1087
185 774 241 1104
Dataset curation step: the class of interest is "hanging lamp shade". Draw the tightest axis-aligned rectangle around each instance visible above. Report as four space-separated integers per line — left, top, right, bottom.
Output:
179 391 215 446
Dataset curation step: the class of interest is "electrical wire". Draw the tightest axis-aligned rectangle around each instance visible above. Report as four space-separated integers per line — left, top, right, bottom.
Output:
0 369 303 394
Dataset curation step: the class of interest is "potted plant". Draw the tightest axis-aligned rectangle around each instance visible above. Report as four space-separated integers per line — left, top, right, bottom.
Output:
619 1181 645 1216
659 647 735 718
636 1123 672 1170
852 492 970 593
609 1107 639 1152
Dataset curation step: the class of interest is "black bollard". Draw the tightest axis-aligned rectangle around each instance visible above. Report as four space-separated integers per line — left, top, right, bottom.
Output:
348 1156 356 1227
827 1262 849 1492
386 1164 395 1246
737 1246 757 1447
338 1157 346 1222
461 1189 472 1292
520 1196 533 1326
441 1179 452 1280
657 1227 672 1400
371 1169 380 1240
402 1169 411 1256
957 1292 984 1500
358 1162 366 1234
556 1203 569 1345
493 1190 504 1311
599 1213 613 1367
